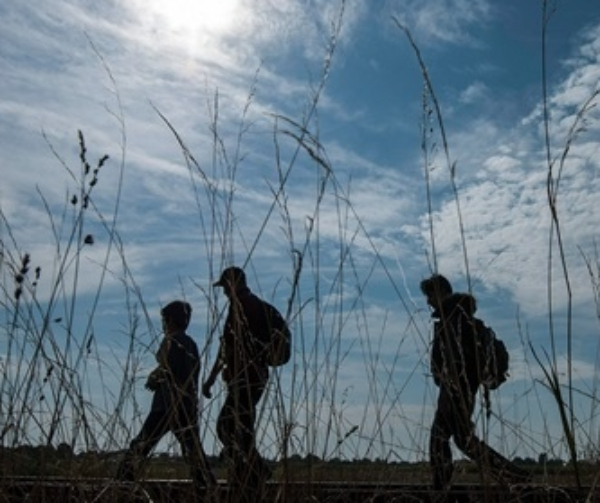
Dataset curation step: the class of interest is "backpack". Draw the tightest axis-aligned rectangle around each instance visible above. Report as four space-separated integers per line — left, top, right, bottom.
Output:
473 318 509 390
262 301 292 367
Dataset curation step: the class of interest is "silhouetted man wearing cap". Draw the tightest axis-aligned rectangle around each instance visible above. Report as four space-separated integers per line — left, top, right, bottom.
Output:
203 267 272 500
420 274 529 496
116 300 215 495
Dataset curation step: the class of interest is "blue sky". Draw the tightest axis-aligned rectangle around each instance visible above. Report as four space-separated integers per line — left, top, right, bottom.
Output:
1 0 600 465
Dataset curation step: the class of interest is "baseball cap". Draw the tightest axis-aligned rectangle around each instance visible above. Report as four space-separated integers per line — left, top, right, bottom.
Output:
213 266 247 288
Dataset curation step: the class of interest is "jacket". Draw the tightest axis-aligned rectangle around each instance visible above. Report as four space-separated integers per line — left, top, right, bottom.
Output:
151 331 200 412
221 287 270 387
430 293 480 392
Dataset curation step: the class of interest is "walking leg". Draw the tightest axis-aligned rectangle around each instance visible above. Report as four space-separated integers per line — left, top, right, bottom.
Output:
115 410 167 482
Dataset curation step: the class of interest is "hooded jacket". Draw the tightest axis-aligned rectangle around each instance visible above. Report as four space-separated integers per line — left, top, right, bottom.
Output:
430 293 480 392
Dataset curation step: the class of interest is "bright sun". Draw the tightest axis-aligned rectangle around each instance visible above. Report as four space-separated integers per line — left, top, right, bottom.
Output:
145 0 239 36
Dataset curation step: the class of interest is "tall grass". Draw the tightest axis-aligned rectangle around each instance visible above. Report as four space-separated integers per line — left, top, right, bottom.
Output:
396 0 600 497
0 1 599 502
528 0 600 490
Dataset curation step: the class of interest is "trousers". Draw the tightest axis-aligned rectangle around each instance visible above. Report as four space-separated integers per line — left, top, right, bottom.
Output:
116 406 215 489
430 384 527 490
217 381 269 500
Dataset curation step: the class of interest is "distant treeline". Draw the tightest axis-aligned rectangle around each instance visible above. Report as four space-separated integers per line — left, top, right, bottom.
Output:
0 444 594 481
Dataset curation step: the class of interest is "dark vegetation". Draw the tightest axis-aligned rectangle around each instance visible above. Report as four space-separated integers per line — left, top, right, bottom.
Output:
1 1 600 501
0 443 595 486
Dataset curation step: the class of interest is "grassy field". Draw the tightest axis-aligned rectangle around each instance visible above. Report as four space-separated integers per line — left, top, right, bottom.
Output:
1 2 600 502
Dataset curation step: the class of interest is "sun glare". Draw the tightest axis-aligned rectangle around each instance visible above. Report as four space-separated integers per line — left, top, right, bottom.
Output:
145 0 239 36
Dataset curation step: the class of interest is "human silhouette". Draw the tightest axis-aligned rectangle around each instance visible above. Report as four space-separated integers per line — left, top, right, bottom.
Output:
421 274 530 493
116 300 215 496
203 266 278 501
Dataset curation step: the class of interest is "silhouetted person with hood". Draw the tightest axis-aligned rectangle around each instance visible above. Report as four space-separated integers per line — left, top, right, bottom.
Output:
116 300 215 496
203 266 272 501
421 274 529 494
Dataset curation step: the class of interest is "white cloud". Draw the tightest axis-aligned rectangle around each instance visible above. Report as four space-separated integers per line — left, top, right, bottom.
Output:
389 0 493 46
2 0 600 460
459 81 489 105
420 21 600 318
